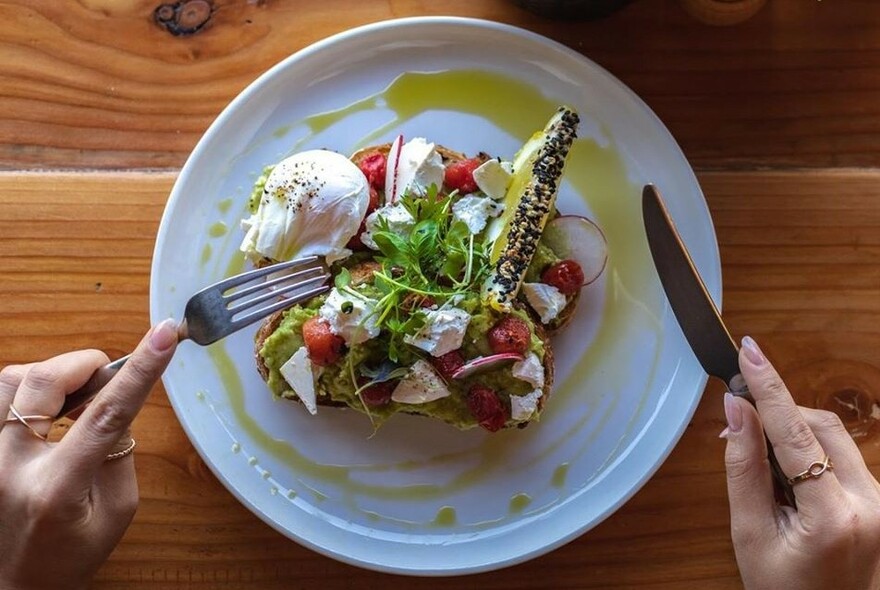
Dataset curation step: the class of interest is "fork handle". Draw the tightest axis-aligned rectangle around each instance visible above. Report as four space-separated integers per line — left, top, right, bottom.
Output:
57 354 130 418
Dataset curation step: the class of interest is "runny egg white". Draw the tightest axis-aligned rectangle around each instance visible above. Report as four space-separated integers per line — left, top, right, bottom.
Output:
240 149 369 264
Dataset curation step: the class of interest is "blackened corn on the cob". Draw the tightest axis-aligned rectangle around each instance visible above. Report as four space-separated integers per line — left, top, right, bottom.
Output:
483 106 580 310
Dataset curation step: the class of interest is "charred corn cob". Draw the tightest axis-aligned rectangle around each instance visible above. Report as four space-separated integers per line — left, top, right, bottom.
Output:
482 106 580 309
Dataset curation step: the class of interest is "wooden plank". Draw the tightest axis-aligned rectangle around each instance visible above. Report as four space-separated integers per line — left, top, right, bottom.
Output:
0 169 877 587
2 1 880 170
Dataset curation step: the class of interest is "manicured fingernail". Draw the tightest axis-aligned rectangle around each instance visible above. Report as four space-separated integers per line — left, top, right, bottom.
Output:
741 336 765 367
723 392 743 434
150 319 178 352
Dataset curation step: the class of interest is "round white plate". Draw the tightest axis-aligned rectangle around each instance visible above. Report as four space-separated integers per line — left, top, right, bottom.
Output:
151 17 719 575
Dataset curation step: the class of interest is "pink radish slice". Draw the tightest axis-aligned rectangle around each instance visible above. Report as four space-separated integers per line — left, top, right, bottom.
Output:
384 134 404 204
451 353 524 380
542 215 608 285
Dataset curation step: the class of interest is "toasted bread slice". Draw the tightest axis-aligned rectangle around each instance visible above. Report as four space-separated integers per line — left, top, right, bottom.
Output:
251 142 572 431
254 261 555 430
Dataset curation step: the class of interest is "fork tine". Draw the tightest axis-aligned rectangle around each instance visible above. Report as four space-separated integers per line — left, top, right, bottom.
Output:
231 284 330 329
205 256 321 295
229 273 330 314
225 265 326 303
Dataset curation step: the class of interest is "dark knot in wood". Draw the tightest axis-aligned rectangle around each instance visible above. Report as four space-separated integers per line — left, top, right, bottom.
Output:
154 0 214 36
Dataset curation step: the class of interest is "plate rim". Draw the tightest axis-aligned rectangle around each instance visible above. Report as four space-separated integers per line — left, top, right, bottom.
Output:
150 15 719 576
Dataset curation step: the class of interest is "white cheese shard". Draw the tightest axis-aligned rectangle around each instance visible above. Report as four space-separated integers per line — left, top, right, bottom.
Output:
279 346 319 415
391 360 451 404
239 150 369 265
318 287 380 345
403 307 471 357
472 158 513 200
386 137 445 199
522 282 567 324
510 389 543 421
451 195 503 235
512 352 545 389
359 202 415 251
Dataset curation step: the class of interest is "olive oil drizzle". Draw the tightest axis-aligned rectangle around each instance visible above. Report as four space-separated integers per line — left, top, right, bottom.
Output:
203 69 664 527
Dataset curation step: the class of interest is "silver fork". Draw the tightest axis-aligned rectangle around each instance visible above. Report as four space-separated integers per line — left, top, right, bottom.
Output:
58 256 330 417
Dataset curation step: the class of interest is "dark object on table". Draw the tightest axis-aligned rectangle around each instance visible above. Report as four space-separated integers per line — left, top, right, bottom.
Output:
513 0 634 19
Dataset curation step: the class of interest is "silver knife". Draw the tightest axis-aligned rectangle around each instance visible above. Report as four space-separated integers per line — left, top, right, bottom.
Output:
642 184 796 506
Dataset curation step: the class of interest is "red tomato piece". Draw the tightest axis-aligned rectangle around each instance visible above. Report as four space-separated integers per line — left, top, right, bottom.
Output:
367 186 380 213
358 152 387 192
431 350 465 381
466 384 508 432
487 316 531 355
346 220 368 250
541 259 584 295
444 158 481 194
360 379 396 407
302 316 345 366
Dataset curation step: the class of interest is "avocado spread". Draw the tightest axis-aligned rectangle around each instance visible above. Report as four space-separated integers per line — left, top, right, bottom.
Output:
260 291 545 429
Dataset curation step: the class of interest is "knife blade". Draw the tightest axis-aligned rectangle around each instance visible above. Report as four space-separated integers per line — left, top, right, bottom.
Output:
641 184 743 391
642 184 795 505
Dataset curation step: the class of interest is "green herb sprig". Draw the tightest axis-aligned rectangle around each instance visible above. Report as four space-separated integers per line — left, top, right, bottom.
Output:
368 185 490 361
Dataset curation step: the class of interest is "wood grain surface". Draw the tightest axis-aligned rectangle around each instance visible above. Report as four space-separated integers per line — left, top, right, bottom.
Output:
1 170 877 588
2 0 880 170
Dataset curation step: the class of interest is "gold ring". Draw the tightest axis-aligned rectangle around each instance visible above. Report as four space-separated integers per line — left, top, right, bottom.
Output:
4 405 52 441
787 455 833 486
105 438 136 462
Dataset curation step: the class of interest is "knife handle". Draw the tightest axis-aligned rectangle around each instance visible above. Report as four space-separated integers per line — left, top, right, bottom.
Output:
729 378 798 507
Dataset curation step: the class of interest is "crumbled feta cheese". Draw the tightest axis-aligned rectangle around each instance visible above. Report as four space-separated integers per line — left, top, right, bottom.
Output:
451 195 503 234
472 158 513 200
522 282 567 324
512 352 544 389
318 287 380 345
403 307 471 357
279 346 319 415
510 389 543 421
386 137 445 199
359 202 415 250
391 360 451 404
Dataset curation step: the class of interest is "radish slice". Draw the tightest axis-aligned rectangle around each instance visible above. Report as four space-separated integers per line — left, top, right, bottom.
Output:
451 353 524 380
384 134 404 204
543 216 608 285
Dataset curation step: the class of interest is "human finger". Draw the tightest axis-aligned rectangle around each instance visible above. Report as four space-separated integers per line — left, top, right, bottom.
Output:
95 435 139 523
738 336 846 515
2 351 108 443
801 407 879 496
723 392 779 549
0 364 33 436
55 320 177 484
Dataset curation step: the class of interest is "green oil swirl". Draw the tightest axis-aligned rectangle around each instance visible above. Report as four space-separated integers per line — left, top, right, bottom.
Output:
208 221 228 238
205 68 664 524
509 493 533 514
432 506 457 527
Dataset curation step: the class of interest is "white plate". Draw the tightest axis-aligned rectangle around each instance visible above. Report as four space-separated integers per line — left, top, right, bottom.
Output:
151 17 719 575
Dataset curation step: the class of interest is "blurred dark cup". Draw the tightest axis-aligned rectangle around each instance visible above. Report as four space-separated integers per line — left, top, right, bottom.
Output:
513 0 634 19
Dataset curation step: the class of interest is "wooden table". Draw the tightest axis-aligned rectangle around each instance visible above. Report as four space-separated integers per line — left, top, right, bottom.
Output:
2 1 878 588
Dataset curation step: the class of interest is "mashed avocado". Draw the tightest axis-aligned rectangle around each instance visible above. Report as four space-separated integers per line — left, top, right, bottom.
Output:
524 240 562 283
259 292 545 430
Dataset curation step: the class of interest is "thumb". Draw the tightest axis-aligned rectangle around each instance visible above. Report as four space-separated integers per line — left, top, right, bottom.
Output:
723 392 777 547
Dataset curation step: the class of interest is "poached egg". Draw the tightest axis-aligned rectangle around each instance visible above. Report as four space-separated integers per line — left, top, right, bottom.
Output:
240 149 369 265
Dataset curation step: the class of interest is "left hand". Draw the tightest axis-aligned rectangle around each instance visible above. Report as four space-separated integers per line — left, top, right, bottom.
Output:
0 320 178 590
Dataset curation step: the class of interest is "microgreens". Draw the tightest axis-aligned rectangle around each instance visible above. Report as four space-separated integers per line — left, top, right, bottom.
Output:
368 184 490 362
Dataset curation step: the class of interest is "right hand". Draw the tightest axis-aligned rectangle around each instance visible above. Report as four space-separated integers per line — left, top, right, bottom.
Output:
722 336 880 590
